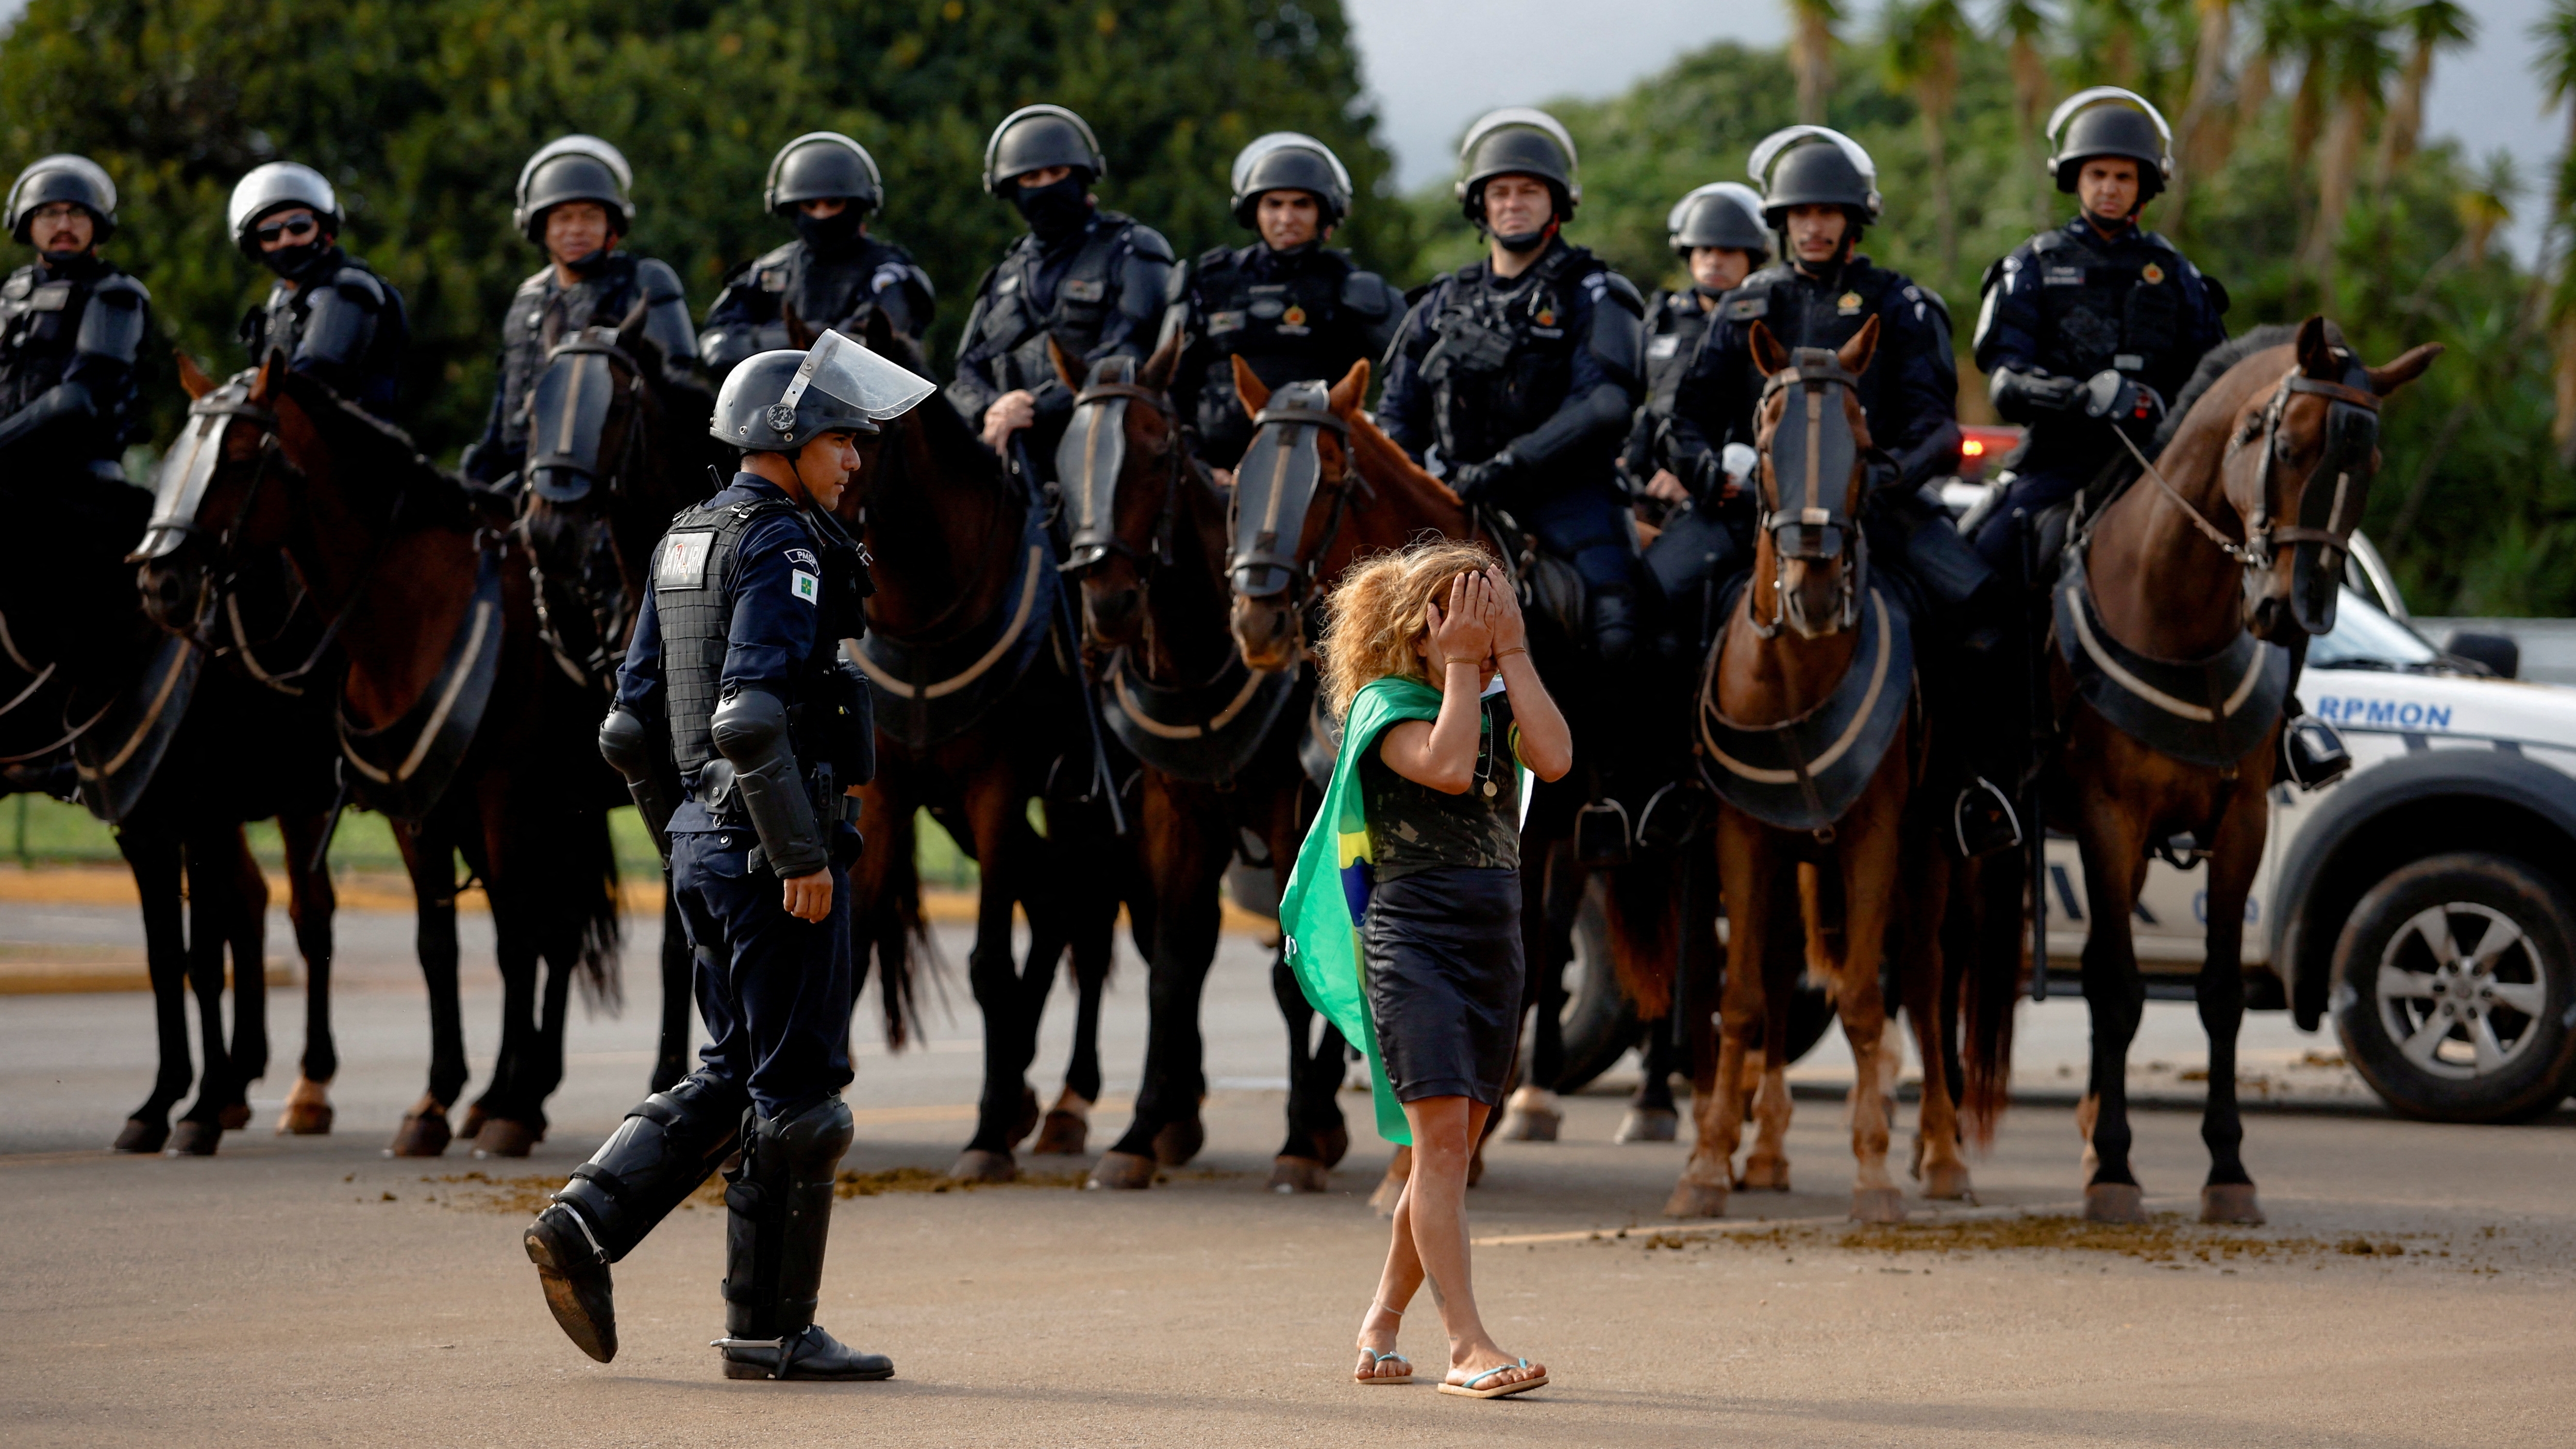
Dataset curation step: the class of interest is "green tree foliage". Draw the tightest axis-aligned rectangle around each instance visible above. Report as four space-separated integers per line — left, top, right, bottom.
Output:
0 0 1413 461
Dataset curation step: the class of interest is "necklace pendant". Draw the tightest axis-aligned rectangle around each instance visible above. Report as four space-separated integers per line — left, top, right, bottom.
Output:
1482 779 1498 798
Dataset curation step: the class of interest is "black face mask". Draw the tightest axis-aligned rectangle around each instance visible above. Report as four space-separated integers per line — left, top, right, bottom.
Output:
794 206 868 257
261 237 332 280
1013 175 1091 242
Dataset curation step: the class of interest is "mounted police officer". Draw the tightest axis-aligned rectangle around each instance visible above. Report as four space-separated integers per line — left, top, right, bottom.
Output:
1379 108 1648 661
1627 181 1768 516
526 329 934 1381
463 136 698 489
700 132 936 380
228 162 411 419
947 105 1173 469
1161 132 1401 474
0 155 146 481
1969 88 2229 569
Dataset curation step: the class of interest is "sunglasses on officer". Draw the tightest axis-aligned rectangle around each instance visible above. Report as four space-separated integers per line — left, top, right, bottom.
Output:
254 212 320 245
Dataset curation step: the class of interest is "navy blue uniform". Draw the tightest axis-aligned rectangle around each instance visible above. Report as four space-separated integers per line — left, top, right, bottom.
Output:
1164 241 1400 468
465 252 690 486
1969 215 2229 567
239 246 409 419
1379 238 1646 625
945 207 1172 464
700 236 934 379
618 475 852 1118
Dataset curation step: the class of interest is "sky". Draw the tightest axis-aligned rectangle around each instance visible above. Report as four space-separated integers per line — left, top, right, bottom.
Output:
1343 0 2563 258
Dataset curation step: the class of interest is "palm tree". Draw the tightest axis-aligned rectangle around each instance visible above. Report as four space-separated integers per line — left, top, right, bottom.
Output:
2168 0 2237 233
1994 0 2056 227
1884 0 1968 273
1789 0 1843 124
2531 0 2576 457
2454 150 2519 266
2376 1 2477 185
2079 0 2149 85
2300 2 2396 287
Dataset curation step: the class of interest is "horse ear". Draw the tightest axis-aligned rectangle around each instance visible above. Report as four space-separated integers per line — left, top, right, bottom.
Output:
1328 357 1369 417
1048 335 1081 387
863 304 898 354
1748 320 1789 378
2367 342 2444 397
2295 314 2339 378
248 345 287 405
176 349 215 401
1232 354 1270 417
1837 315 1881 377
1141 326 1184 392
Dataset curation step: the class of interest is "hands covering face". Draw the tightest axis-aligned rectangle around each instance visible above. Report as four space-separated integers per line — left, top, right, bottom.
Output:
1422 565 1525 672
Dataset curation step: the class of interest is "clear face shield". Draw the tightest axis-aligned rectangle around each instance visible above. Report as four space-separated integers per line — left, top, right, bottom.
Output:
776 328 936 430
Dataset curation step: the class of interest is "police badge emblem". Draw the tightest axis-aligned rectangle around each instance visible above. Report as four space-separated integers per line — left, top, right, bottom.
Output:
1837 292 1863 316
766 403 798 436
2141 263 2167 285
1281 304 1307 327
1535 308 1555 327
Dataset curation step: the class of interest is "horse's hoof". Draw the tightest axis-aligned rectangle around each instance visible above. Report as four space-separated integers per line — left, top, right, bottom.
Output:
1922 1162 1977 1203
1737 1156 1792 1192
114 1119 168 1154
1850 1187 1908 1224
456 1105 488 1141
1085 1151 1156 1190
1313 1125 1350 1169
1005 1086 1042 1151
1267 1156 1330 1194
1151 1119 1204 1168
2200 1183 2265 1225
948 1150 1016 1184
474 1119 540 1159
1615 1107 1678 1143
216 1103 253 1131
277 1076 334 1136
1664 1179 1730 1219
1367 1172 1407 1217
1498 1086 1561 1142
387 1109 453 1158
2083 1182 2149 1223
166 1120 222 1157
1029 1110 1089 1156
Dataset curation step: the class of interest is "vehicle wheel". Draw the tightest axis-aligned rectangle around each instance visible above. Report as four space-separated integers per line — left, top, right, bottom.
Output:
2331 852 2576 1123
1550 891 1642 1092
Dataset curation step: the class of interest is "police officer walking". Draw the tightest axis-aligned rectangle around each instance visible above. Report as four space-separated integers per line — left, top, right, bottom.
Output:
463 135 698 489
700 132 936 380
1162 132 1400 476
1627 181 1768 515
525 330 934 1380
227 162 411 419
0 155 147 481
1969 88 2229 569
1379 108 1648 660
947 105 1173 467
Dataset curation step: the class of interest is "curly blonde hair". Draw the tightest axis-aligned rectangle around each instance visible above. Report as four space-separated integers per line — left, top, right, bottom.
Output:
1317 538 1504 716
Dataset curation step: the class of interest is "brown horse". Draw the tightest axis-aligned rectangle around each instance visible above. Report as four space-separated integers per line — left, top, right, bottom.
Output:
136 350 621 1159
1666 319 1980 1223
1055 337 1352 1190
2047 317 2437 1223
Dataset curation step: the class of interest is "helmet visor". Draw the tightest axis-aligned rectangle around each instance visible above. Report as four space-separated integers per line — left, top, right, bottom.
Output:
779 329 937 423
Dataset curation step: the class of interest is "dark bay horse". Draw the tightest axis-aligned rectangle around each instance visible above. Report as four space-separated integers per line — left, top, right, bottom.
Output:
1055 338 1343 1191
136 352 622 1159
513 303 723 1093
2047 317 2437 1223
1666 320 1987 1223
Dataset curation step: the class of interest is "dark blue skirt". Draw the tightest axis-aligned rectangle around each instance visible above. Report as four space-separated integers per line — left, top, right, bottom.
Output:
1362 865 1525 1105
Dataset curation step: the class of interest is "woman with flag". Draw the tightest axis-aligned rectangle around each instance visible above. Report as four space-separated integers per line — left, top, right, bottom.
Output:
1277 541 1570 1400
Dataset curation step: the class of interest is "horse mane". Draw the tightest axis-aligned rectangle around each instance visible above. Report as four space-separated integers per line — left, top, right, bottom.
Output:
1347 409 1460 507
275 371 482 532
2150 322 2311 453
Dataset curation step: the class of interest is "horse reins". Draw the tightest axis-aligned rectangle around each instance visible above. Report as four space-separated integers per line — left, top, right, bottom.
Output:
2106 364 2381 572
1749 350 1869 639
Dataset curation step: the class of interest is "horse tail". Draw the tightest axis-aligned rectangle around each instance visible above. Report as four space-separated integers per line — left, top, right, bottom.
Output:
860 806 929 1050
1958 860 2023 1146
573 810 624 1013
1600 852 1676 1019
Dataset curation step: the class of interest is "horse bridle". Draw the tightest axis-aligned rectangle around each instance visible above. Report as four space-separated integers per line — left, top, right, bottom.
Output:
1750 348 1869 638
1060 364 1186 578
1226 381 1359 614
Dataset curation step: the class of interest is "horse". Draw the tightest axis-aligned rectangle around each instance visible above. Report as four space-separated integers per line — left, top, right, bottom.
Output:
1054 337 1348 1191
2042 316 2437 1223
834 316 1112 1182
512 301 723 1093
135 348 622 1159
1662 319 1994 1223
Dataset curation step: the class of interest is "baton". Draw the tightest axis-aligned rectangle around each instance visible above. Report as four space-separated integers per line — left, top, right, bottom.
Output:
1012 432 1128 837
2018 507 2048 1003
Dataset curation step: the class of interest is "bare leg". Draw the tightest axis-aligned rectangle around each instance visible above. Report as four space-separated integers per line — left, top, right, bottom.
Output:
1373 1096 1544 1391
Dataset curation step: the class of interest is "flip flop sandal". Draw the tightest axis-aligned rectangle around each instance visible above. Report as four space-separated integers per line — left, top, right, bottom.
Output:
1440 1358 1546 1400
1355 1349 1413 1385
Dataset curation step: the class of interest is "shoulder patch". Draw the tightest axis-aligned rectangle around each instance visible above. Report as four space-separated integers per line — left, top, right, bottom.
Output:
791 570 820 604
1726 295 1770 321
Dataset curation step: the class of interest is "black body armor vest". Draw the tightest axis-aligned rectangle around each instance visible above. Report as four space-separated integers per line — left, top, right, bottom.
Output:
959 212 1140 394
1642 289 1713 421
1187 245 1364 444
2028 230 2188 395
1718 261 1899 426
0 264 88 417
497 255 652 452
1419 243 1598 467
654 497 872 778
730 236 925 339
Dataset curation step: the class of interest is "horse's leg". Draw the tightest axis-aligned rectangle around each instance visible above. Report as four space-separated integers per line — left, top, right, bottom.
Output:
1502 843 1578 1140
1836 779 1908 1224
169 820 240 1154
389 819 463 1157
1619 848 1700 1143
1031 870 1110 1156
1016 820 1082 1156
114 821 189 1153
2195 778 2269 1224
1904 850 1972 1201
650 887 693 1093
220 825 271 1127
1093 781 1224 1189
1668 813 1767 1218
951 768 1040 1182
2072 772 2154 1222
1741 865 1805 1190
472 834 548 1158
276 812 339 1135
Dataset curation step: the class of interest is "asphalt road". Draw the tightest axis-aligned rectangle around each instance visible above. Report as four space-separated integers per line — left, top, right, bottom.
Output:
5 898 2574 1446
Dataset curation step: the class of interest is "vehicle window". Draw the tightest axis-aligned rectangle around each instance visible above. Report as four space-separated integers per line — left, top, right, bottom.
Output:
2309 587 2439 670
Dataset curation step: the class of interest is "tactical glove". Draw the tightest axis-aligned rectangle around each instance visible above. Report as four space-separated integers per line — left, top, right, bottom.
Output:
1447 448 1521 504
2083 370 2166 424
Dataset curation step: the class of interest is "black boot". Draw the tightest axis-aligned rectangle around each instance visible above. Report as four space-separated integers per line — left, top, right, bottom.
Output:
712 1095 893 1381
1587 584 1640 663
524 1071 745 1363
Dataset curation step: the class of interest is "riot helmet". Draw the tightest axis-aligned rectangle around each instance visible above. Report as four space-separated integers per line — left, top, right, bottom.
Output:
227 162 343 260
981 105 1107 194
2048 87 2173 204
514 135 634 244
766 132 883 215
1667 182 1769 256
8 154 118 245
1748 126 1882 228
1229 132 1353 228
711 329 937 454
1455 107 1580 227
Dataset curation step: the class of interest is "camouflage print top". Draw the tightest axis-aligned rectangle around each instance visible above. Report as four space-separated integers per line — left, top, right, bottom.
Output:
1359 687 1524 883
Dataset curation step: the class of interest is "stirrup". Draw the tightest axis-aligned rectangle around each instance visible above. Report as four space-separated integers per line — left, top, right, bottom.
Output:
2281 713 2350 790
1574 799 1632 869
1951 777 2022 859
